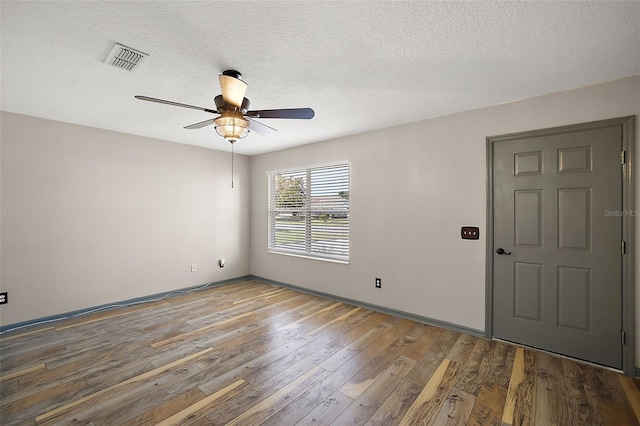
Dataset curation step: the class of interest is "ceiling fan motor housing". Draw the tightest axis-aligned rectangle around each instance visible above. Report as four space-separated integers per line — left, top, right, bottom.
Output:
214 95 250 113
222 69 243 80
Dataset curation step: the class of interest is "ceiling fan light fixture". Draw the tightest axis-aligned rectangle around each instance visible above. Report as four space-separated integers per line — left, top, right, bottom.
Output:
214 114 250 143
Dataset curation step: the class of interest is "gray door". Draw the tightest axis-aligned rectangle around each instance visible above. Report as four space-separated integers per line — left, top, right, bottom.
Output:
492 124 623 369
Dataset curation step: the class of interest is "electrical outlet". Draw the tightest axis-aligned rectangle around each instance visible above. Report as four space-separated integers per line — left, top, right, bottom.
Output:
0 292 7 304
191 264 196 272
375 278 382 288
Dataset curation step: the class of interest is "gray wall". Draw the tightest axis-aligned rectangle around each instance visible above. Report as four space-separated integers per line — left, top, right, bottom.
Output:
0 112 250 325
2 77 639 365
250 76 640 363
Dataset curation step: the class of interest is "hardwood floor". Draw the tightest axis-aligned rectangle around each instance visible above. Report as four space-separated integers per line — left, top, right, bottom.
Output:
1 279 639 425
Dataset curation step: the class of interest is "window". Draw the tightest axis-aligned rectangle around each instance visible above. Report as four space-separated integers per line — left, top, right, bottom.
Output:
268 163 349 263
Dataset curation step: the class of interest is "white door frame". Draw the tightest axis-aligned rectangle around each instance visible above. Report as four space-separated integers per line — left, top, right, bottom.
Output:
485 116 636 376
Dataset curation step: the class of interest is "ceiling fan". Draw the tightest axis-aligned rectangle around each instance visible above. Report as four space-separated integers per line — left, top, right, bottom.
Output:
135 70 315 144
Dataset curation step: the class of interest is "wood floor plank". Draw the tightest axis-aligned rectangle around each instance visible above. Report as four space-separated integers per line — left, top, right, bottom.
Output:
2 361 152 408
432 387 476 426
619 374 640 424
0 363 46 381
1 376 87 418
242 322 353 387
307 306 363 336
502 346 524 425
91 355 236 425
337 320 420 399
119 386 208 425
562 358 605 426
454 337 492 395
54 307 151 331
398 358 461 426
534 352 570 426
232 288 289 305
256 318 407 426
156 379 246 425
400 324 444 362
294 390 354 426
151 311 254 348
466 384 507 426
43 363 205 425
484 340 516 389
37 330 139 370
195 347 261 381
225 366 329 425
1 280 637 425
366 380 424 426
319 322 393 373
405 328 459 387
0 378 20 399
148 297 316 364
0 344 67 372
34 347 215 424
446 333 478 363
501 347 537 426
253 318 394 426
200 303 322 357
151 292 305 346
196 326 356 423
195 331 315 396
587 366 640 426
63 297 173 328
277 301 342 331
0 326 55 341
332 356 416 425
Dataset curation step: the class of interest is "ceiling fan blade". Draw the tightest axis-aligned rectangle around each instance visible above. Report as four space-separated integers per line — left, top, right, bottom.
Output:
246 108 315 119
219 74 248 108
247 117 277 135
135 95 218 114
184 118 216 129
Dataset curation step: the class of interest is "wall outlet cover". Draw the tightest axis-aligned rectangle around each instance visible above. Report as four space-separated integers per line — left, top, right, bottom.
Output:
0 292 7 304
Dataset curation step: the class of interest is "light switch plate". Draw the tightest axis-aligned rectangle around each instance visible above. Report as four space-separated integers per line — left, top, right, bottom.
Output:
461 226 480 240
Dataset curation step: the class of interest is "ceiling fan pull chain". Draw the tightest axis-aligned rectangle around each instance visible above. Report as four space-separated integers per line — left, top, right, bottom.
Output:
231 141 234 188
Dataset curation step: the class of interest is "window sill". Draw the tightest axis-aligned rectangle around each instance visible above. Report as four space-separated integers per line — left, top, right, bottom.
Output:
268 250 349 265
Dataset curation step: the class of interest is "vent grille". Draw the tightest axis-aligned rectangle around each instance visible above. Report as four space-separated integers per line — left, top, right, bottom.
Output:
105 43 148 71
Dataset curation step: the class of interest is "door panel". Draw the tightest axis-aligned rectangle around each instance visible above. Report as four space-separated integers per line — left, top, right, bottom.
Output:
514 190 542 247
558 188 591 250
514 262 542 321
492 125 622 369
557 266 591 331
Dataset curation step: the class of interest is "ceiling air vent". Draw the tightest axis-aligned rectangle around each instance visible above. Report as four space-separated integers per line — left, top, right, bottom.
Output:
105 43 148 71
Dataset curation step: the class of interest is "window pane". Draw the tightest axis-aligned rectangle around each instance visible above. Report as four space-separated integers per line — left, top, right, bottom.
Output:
267 163 349 262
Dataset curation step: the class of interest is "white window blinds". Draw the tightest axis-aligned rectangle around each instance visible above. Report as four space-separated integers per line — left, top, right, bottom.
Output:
267 163 350 262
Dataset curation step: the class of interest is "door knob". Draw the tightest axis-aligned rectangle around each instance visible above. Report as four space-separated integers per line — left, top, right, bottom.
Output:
496 248 511 255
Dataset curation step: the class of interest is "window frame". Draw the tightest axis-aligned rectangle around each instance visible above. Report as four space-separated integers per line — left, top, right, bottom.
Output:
267 162 350 263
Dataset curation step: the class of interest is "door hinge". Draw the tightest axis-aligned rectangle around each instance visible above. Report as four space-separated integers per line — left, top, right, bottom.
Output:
622 241 626 255
621 150 626 164
622 330 626 345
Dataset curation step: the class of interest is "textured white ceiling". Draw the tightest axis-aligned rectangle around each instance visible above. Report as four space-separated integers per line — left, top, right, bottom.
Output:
1 1 639 155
